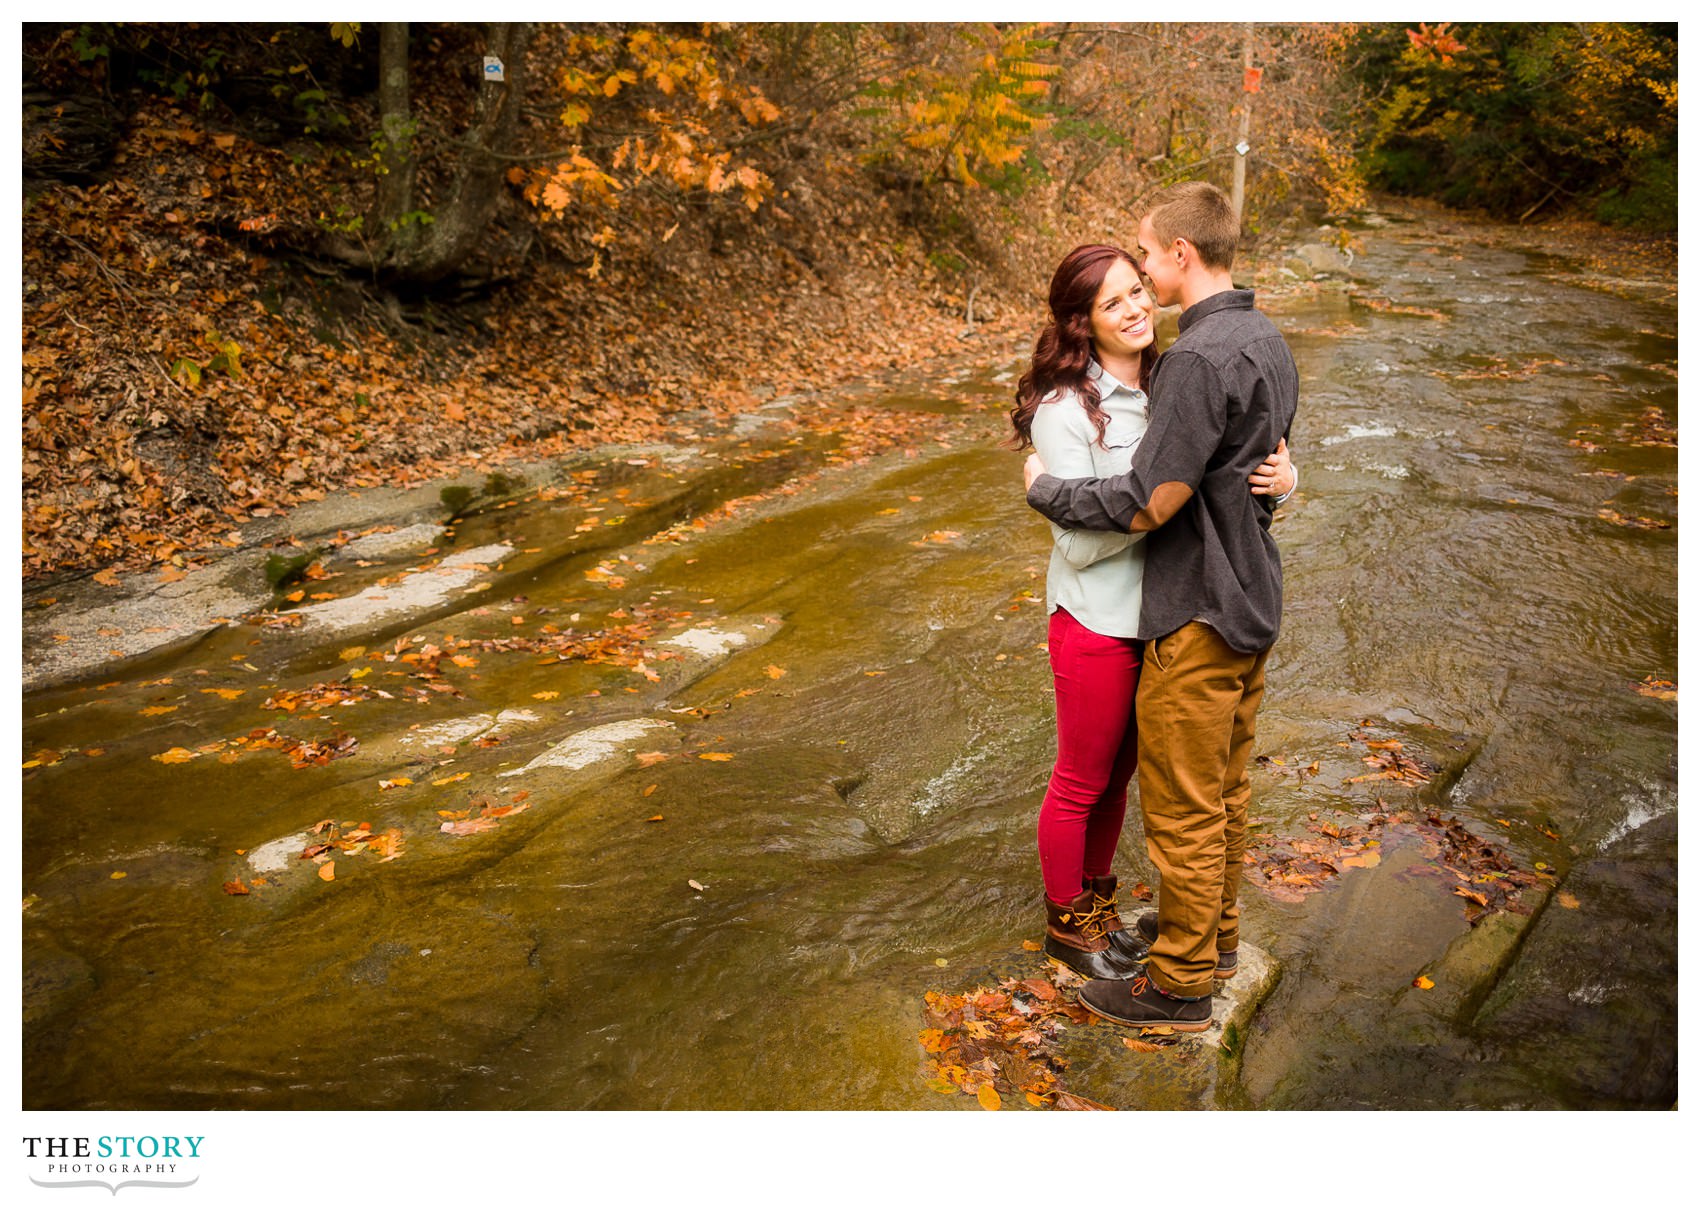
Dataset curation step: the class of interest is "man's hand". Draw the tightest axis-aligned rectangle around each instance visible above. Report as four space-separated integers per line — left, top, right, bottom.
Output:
1249 438 1294 497
1023 452 1047 492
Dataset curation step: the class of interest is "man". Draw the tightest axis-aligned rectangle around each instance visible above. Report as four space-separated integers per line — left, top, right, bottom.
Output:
1023 181 1298 1029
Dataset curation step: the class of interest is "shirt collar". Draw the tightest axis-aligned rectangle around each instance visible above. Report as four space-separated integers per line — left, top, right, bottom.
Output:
1177 288 1256 333
1086 358 1144 399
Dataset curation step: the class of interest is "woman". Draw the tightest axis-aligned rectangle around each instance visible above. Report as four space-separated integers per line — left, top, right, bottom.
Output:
1009 243 1293 979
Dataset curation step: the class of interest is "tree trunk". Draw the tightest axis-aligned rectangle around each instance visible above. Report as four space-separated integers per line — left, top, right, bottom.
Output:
327 21 535 285
374 23 416 240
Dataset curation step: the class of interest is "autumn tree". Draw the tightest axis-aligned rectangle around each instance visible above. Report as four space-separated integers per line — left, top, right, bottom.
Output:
1348 22 1677 227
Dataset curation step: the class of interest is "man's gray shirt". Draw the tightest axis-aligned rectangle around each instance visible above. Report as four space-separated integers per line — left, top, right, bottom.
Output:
1025 289 1298 654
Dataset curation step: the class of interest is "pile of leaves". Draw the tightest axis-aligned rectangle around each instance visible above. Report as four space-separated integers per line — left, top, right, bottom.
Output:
920 974 1104 1110
223 814 403 895
1244 804 1554 922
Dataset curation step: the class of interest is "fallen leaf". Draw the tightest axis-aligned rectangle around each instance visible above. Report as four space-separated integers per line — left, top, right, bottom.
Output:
223 879 250 896
643 784 658 796
139 705 179 716
110 871 127 880
1122 1037 1164 1053
1053 1092 1114 1111
432 771 471 786
379 777 413 790
688 879 706 891
151 747 199 764
976 1083 1002 1111
532 690 561 700
93 568 121 587
318 862 336 882
635 752 669 767
1635 676 1677 701
1557 891 1580 909
647 814 664 822
1413 975 1435 990
339 646 368 661
698 752 734 761
1021 939 1043 952
201 688 245 699
1339 852 1381 869
765 665 787 679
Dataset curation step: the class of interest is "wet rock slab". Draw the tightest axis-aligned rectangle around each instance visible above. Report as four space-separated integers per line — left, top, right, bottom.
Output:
294 542 514 636
1053 943 1281 1110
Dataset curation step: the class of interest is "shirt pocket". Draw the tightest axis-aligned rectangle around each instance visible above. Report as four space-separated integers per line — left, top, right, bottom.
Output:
1098 411 1147 474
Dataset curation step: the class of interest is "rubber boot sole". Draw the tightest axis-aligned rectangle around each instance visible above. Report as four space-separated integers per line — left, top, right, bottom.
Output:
1043 938 1145 981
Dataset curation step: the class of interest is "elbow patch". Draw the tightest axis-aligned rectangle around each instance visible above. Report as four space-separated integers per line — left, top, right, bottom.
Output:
1129 481 1193 532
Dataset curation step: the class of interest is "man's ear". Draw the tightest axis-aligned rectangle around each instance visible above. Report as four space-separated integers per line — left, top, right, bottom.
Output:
1172 237 1192 271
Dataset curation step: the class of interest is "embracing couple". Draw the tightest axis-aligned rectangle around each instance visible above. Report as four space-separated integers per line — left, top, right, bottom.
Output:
1013 181 1299 1031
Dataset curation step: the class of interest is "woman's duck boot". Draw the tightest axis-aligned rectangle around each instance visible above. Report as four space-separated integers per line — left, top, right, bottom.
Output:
1043 887 1146 980
1086 874 1152 967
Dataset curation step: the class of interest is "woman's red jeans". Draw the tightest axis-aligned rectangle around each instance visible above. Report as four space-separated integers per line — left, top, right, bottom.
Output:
1037 606 1142 903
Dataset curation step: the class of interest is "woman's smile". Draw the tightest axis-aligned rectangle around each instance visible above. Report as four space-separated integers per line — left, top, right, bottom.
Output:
1090 258 1156 368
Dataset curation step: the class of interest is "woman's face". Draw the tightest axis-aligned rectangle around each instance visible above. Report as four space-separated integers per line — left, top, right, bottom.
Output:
1088 258 1155 365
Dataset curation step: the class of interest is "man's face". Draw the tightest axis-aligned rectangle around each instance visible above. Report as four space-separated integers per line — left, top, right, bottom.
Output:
1136 216 1183 308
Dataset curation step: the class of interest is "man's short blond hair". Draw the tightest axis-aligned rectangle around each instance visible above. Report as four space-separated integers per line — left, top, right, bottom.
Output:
1145 181 1239 271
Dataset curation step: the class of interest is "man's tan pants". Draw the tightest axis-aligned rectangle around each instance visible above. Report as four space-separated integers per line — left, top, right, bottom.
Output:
1135 621 1269 999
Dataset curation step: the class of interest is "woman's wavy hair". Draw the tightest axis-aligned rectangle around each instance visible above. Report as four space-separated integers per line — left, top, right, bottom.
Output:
1008 243 1156 451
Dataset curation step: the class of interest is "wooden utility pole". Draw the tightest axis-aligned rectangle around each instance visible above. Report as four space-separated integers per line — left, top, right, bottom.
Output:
1232 22 1255 220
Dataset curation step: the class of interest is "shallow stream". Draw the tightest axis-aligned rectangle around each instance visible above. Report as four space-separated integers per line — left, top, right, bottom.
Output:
23 203 1677 1109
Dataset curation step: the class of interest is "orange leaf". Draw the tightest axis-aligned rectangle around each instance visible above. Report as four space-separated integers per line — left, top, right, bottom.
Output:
1413 975 1435 990
1020 939 1043 952
152 747 198 764
765 665 786 679
635 752 669 767
441 817 501 836
532 690 561 701
1557 891 1580 909
642 784 658 797
976 1083 1002 1111
139 705 179 716
223 879 251 895
318 862 336 882
201 688 245 699
159 567 187 583
699 752 734 761
93 568 121 587
432 771 470 786
646 814 664 822
1122 1037 1164 1053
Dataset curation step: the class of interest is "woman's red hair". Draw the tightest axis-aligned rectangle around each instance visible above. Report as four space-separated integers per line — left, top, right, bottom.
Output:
1008 243 1156 451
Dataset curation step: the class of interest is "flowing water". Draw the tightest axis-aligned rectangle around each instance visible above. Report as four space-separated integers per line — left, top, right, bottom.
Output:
22 204 1676 1110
